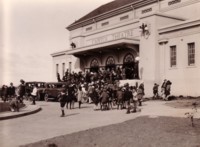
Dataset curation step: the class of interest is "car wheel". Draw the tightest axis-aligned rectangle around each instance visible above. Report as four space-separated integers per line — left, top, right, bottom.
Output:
45 94 48 102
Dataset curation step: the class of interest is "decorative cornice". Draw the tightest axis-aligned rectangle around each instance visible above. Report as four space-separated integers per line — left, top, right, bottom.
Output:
71 19 140 40
158 18 200 34
51 50 67 57
67 0 159 31
66 38 140 55
140 12 185 20
160 0 200 13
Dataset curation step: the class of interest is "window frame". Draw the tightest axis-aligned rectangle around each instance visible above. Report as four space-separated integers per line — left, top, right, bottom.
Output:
170 45 177 68
188 42 195 66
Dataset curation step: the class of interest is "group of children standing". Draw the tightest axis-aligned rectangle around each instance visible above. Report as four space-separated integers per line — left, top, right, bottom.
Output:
58 82 145 117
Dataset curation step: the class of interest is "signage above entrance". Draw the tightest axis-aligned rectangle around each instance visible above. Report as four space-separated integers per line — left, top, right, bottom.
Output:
87 28 138 46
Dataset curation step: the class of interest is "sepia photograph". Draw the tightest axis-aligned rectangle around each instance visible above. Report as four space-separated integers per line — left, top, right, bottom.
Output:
0 0 200 146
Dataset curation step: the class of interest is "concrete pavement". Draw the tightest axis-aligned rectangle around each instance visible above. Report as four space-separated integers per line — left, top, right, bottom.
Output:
0 100 199 147
0 103 42 121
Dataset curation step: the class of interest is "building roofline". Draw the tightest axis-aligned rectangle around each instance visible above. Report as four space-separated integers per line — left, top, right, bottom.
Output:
67 0 160 31
51 50 67 57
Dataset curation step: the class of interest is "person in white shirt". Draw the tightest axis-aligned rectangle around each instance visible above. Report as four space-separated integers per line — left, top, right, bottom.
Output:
31 85 37 105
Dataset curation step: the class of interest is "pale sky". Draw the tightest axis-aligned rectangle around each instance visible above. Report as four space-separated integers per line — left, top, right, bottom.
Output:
0 0 113 86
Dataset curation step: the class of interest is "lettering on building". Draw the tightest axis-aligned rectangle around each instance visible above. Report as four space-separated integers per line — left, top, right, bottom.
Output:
90 29 135 45
112 29 134 40
141 8 152 14
92 36 108 45
168 0 181 6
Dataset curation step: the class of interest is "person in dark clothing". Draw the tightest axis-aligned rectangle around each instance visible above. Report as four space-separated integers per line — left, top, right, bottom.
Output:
153 83 159 99
8 83 16 98
58 90 67 117
100 88 109 110
164 80 172 100
2 85 8 102
116 87 124 110
123 86 133 114
91 88 99 110
67 84 76 109
57 73 61 82
17 79 26 104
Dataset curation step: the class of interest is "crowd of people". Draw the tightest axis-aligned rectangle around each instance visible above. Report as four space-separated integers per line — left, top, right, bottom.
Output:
0 68 172 116
56 68 146 117
0 79 37 112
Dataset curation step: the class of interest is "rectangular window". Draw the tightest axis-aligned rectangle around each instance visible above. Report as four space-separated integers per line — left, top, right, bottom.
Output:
56 64 59 75
120 15 129 21
141 8 152 14
62 63 65 77
86 27 92 31
101 21 109 26
168 0 181 6
170 46 177 67
188 43 195 66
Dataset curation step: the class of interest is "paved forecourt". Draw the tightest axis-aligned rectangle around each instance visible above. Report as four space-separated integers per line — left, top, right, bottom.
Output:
0 100 199 147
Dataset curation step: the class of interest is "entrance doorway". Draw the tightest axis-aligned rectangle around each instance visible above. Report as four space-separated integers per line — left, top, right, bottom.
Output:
123 53 139 79
105 56 116 71
90 58 99 73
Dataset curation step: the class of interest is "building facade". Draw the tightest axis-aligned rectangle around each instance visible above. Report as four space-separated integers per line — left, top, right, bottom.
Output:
51 0 200 97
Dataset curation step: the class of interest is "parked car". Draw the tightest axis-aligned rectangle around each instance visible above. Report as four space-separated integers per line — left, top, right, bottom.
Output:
25 81 46 101
44 82 69 102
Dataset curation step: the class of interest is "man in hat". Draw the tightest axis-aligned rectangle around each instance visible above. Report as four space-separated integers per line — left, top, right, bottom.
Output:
8 82 16 99
17 79 26 104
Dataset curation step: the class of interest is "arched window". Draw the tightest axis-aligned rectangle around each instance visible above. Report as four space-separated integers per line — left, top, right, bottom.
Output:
90 58 99 67
123 53 134 63
106 56 116 71
123 53 138 79
106 56 115 65
90 58 99 73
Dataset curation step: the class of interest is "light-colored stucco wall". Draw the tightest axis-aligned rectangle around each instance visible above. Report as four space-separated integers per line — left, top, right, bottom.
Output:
52 54 80 81
52 0 200 97
161 0 200 20
159 31 200 96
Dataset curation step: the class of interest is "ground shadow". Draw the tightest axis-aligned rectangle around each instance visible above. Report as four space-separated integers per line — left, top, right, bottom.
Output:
65 113 80 117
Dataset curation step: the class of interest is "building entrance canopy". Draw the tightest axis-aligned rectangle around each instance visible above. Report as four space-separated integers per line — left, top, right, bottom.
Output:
66 38 139 57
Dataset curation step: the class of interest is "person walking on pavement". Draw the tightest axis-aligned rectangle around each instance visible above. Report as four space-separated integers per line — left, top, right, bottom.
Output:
31 84 37 105
131 86 137 113
123 85 133 114
17 79 26 104
77 86 83 109
58 90 67 117
137 83 144 106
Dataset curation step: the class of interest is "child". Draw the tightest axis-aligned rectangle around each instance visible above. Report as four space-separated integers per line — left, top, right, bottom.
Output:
58 90 67 117
131 86 138 113
153 83 159 99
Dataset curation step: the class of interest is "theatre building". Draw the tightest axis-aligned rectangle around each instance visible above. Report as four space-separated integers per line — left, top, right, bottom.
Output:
51 0 200 97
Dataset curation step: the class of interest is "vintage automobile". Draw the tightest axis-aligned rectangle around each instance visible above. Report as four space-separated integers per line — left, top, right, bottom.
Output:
43 82 69 102
25 81 46 101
